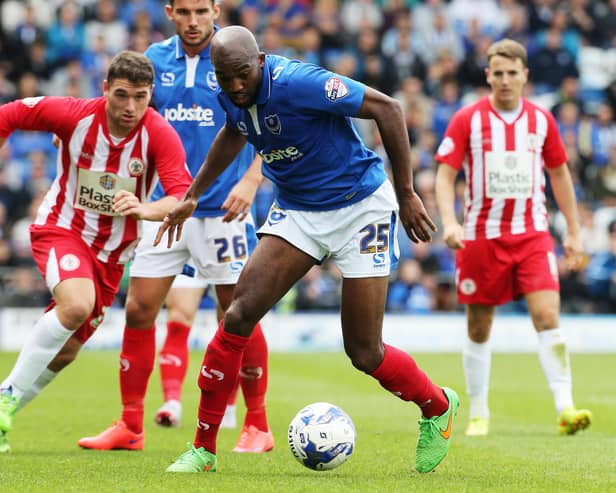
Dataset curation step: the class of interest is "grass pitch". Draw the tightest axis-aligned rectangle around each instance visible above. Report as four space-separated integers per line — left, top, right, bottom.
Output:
1 350 614 492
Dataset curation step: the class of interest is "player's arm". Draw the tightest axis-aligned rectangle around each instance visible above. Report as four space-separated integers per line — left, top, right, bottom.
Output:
221 154 263 222
112 190 180 221
435 163 464 250
155 124 247 247
0 97 79 141
187 125 248 201
546 163 584 270
356 86 436 243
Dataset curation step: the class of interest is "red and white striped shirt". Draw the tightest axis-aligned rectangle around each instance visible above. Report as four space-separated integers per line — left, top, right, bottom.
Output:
0 96 191 264
434 97 567 240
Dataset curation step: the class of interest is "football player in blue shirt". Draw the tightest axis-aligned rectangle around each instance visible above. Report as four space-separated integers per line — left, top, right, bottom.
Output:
160 25 459 475
78 1 273 454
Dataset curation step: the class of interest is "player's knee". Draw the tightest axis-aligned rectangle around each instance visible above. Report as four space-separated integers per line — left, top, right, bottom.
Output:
467 325 490 343
125 297 158 327
345 344 382 373
532 307 559 330
57 299 94 329
223 301 256 336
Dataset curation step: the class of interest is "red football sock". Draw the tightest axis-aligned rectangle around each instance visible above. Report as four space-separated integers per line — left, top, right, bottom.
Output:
194 321 249 454
370 344 448 418
240 322 269 431
120 326 156 434
226 380 239 406
159 320 190 402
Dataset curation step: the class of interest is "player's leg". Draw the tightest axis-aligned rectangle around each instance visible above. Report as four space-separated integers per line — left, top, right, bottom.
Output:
78 220 190 450
155 282 206 427
330 181 457 473
78 275 174 450
16 334 83 412
339 276 457 473
1 323 85 453
0 229 98 434
4 229 123 452
166 235 315 472
216 283 272 452
518 234 591 434
205 297 240 429
526 290 591 434
456 237 515 437
213 291 239 429
463 304 494 437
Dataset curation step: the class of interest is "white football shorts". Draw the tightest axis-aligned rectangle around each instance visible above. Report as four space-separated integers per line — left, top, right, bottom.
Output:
131 215 257 285
258 180 400 278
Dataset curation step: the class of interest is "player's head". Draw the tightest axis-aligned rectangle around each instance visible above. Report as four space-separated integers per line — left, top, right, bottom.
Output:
211 25 265 109
165 0 220 56
103 51 154 136
485 38 528 111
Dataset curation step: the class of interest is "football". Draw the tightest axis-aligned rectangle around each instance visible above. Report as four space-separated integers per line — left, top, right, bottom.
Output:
288 402 356 471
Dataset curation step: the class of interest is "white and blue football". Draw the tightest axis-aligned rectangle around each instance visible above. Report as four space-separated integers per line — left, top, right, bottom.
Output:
288 402 356 471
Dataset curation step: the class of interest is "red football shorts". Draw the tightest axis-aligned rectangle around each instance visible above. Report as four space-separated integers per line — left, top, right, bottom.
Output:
455 231 559 305
30 225 125 343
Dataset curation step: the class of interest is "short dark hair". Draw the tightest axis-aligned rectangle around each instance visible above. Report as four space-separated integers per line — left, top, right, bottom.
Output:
168 0 217 6
609 219 616 235
106 50 154 86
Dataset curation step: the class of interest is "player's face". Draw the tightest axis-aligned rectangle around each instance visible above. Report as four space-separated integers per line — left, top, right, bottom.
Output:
485 55 528 111
103 78 152 137
165 0 219 56
214 53 265 109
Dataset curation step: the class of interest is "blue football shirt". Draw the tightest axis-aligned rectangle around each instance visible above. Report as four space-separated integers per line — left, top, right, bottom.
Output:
218 55 387 211
145 34 256 216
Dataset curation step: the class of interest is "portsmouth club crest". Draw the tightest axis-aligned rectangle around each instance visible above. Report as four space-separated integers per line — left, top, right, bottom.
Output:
128 158 145 177
99 174 116 190
206 71 218 91
264 114 281 135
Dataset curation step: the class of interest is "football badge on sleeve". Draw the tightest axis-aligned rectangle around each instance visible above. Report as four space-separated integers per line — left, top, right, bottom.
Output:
325 77 349 102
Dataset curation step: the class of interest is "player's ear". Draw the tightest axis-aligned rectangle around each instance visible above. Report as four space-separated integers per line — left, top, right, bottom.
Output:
102 79 109 95
164 4 173 20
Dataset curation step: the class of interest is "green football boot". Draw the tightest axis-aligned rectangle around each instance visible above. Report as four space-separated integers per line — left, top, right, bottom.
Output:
415 387 459 473
166 444 218 473
0 392 19 432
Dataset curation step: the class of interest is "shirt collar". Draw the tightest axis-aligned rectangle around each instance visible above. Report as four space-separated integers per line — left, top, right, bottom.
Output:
255 56 272 105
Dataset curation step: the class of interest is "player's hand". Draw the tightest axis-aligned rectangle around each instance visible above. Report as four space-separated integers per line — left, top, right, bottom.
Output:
442 222 465 250
398 192 437 243
112 190 144 219
562 231 585 271
154 198 197 248
221 177 258 222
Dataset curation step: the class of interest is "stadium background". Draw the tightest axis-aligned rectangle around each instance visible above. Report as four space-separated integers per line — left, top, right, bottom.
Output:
0 0 615 328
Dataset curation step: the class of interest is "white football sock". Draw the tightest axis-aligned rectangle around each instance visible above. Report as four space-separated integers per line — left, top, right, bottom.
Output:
16 368 58 412
0 310 72 399
537 328 573 414
463 338 491 419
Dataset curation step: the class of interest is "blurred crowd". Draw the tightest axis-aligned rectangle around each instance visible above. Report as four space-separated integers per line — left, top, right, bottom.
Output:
0 0 616 313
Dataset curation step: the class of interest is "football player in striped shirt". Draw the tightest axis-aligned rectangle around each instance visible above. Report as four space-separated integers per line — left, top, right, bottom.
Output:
435 38 592 437
0 50 192 453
